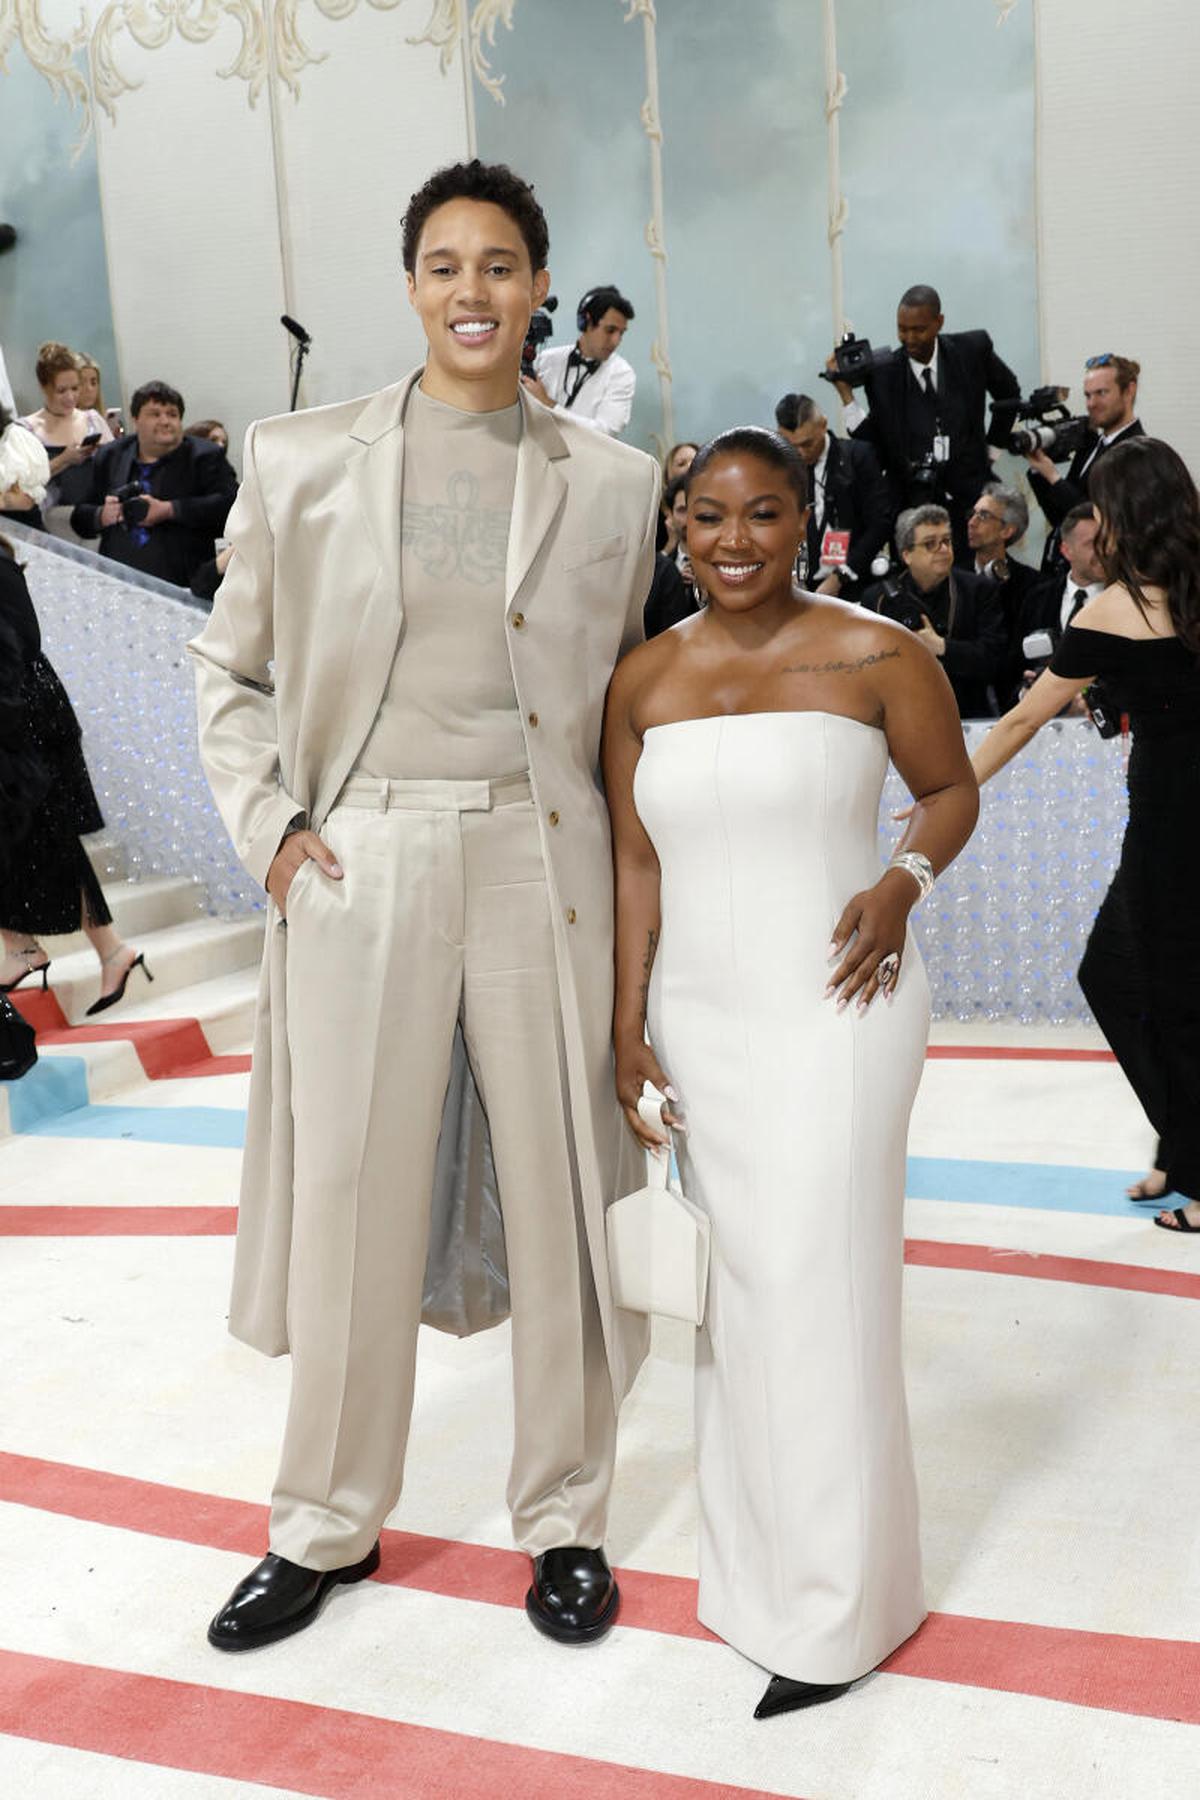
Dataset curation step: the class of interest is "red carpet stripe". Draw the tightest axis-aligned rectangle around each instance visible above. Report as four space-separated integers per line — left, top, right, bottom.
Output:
10 989 246 1081
3 1207 1195 1306
2 1453 1198 1725
925 1045 1115 1062
0 1649 789 1800
0 1207 237 1237
903 1238 1200 1302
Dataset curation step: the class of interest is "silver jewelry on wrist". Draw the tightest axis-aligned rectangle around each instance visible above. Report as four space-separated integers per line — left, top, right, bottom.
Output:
888 850 935 902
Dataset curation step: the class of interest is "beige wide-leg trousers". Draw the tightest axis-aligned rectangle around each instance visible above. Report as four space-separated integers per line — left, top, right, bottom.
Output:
269 773 616 1571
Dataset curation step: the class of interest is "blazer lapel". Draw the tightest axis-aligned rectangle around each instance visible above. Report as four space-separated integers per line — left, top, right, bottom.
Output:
506 390 570 612
309 372 415 825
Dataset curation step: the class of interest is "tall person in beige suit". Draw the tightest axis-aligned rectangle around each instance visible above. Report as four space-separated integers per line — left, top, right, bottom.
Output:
192 161 660 1652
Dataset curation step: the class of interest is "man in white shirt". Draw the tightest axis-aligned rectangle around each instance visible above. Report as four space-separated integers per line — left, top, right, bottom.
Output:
525 285 636 437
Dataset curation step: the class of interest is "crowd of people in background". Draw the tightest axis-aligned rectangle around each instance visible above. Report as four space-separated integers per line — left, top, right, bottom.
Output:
0 288 1149 710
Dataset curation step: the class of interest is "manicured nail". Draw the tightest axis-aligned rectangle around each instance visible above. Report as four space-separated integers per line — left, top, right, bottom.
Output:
856 997 869 1013
823 983 836 999
664 1085 679 1102
836 996 849 1013
329 862 344 877
827 941 840 960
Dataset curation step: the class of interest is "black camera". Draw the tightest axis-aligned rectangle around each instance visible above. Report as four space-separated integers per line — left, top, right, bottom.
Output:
876 578 928 634
1084 682 1123 739
819 331 895 389
522 295 558 375
991 386 1091 462
906 451 946 502
114 480 149 525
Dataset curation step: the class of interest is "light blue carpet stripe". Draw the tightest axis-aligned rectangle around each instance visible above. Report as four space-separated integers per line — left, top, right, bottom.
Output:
20 1104 245 1149
7 1092 1149 1214
906 1155 1144 1218
5 1057 91 1134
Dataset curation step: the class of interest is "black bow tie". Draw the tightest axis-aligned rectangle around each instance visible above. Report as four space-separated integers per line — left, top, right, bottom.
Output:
568 347 599 373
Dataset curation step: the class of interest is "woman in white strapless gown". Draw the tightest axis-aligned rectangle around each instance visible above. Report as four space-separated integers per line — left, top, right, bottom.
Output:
603 430 978 1719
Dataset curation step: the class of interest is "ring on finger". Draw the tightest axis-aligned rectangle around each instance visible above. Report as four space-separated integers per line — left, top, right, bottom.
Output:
878 952 901 984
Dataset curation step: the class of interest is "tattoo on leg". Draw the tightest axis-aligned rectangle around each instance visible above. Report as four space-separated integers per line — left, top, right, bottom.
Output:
780 648 901 675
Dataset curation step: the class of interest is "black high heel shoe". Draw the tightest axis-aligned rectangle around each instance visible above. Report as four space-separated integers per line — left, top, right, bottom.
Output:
0 946 52 994
754 1674 852 1719
85 951 154 1017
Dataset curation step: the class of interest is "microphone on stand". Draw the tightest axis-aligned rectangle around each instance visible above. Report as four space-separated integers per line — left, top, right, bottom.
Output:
280 315 313 411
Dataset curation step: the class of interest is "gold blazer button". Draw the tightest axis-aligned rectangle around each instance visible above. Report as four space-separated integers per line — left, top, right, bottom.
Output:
512 611 526 629
566 907 577 924
548 810 560 826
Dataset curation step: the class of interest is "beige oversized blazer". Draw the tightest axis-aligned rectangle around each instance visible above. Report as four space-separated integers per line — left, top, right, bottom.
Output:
189 369 661 1402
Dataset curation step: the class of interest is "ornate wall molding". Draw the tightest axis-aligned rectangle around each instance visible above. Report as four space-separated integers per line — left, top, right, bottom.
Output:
0 0 91 151
621 0 673 453
407 0 513 104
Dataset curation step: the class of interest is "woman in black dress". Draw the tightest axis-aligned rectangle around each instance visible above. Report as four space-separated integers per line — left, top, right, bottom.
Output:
968 438 1200 1230
0 515 150 1011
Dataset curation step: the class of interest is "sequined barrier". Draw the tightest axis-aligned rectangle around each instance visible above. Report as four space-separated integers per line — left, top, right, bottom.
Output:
7 524 257 920
7 526 1127 1018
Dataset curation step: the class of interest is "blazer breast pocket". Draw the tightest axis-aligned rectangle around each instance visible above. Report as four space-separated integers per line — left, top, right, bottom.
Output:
561 531 627 572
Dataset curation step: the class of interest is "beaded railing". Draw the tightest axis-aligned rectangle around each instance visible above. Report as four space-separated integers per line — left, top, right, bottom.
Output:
9 525 1126 1016
9 524 258 919
879 719 1126 1024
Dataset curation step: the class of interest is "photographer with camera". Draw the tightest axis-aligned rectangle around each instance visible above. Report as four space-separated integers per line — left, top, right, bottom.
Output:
1023 354 1144 559
524 284 636 438
774 392 892 597
71 380 237 588
862 503 1006 717
826 285 1020 562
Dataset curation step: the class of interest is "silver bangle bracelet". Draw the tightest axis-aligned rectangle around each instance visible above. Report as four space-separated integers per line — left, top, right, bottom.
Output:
888 851 935 902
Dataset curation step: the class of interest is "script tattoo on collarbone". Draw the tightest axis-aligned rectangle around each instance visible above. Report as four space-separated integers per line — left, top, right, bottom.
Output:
779 648 902 676
402 468 511 584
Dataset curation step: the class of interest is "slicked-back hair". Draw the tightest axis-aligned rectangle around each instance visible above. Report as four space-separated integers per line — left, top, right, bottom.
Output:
1061 502 1096 537
130 380 184 419
401 159 549 274
981 481 1029 542
663 473 689 511
899 284 942 315
774 393 822 433
896 504 950 554
686 426 810 512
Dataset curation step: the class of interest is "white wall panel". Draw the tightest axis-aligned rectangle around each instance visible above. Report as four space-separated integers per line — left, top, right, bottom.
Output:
270 17 470 409
93 24 290 455
1035 0 1200 473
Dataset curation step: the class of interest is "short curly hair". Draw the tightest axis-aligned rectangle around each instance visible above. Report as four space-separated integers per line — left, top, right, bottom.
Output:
401 159 549 275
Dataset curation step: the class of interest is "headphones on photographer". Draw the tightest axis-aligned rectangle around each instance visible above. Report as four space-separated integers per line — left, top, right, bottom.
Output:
576 288 607 334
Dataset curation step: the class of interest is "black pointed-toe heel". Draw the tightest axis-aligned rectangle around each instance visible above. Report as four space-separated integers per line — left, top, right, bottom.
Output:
754 1673 853 1719
85 951 154 1017
0 948 51 994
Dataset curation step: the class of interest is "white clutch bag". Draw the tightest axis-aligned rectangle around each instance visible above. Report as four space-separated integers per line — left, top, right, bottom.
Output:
606 1092 711 1325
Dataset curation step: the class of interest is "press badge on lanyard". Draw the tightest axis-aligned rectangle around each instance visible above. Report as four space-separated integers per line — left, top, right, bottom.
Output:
820 528 851 570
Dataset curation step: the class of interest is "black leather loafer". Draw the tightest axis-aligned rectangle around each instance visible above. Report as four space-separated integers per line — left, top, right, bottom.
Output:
207 1542 381 1652
525 1546 620 1644
754 1673 852 1719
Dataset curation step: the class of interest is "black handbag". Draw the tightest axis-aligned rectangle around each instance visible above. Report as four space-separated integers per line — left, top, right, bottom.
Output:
0 993 37 1081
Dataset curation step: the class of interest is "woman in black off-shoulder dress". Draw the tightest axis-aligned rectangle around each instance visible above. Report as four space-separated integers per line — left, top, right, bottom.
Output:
967 437 1200 1231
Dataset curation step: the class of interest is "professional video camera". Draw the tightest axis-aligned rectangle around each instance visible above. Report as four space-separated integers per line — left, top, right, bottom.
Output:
990 386 1091 462
113 480 149 525
819 331 895 390
522 294 558 375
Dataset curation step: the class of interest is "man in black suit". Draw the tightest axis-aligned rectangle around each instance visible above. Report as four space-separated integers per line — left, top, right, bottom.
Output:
774 392 892 598
964 482 1042 710
72 380 237 588
828 284 1020 561
861 503 1005 718
1025 353 1144 567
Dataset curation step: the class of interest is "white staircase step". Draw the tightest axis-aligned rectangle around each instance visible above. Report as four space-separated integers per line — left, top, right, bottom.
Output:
83 832 126 882
41 876 207 955
105 966 261 1052
43 917 264 1026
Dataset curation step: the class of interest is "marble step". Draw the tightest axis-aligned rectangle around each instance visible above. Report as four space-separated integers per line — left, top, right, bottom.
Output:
83 832 127 883
36 916 264 1027
41 875 208 955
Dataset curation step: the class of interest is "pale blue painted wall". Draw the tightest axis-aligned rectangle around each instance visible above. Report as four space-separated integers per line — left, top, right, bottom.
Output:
0 60 119 416
475 0 1038 457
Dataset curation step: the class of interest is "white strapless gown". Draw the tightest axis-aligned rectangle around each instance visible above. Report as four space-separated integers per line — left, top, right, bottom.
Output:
634 711 929 1683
